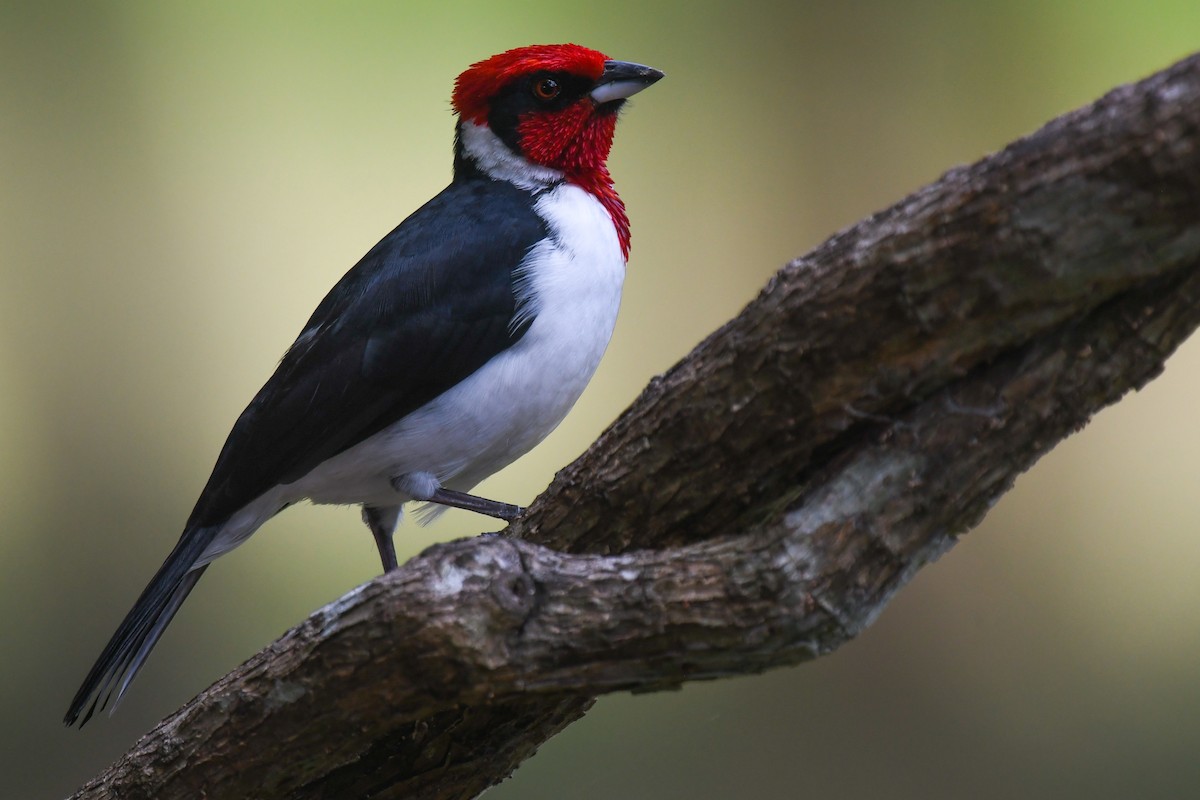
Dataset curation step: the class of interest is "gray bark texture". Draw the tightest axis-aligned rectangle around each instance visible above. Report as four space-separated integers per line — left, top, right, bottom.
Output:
72 52 1200 800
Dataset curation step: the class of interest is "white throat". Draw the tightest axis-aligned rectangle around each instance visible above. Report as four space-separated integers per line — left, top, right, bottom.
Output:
459 121 564 191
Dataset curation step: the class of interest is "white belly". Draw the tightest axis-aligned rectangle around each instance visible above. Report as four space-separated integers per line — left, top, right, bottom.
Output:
293 182 626 507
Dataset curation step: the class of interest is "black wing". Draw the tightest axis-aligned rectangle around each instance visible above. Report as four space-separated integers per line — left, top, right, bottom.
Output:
186 177 547 529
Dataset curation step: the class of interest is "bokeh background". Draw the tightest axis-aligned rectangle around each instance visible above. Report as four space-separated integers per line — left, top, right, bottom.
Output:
3 2 1199 798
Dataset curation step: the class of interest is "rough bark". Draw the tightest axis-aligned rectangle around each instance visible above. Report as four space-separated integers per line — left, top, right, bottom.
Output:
72 53 1200 800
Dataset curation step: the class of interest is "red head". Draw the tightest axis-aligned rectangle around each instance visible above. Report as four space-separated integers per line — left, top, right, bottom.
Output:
451 44 663 257
453 44 609 125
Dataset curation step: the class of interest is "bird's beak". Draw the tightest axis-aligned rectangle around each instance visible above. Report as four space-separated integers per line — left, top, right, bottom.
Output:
590 60 665 105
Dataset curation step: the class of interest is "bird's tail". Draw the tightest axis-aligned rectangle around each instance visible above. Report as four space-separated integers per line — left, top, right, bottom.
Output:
64 525 217 726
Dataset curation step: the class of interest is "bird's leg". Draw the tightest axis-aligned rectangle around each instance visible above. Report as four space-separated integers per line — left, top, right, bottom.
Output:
361 505 402 573
428 488 524 522
391 472 524 522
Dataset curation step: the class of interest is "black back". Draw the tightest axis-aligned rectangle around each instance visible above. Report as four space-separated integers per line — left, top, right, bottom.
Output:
186 175 547 528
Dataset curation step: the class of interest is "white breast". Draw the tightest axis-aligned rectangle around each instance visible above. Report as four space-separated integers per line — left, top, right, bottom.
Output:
295 182 626 507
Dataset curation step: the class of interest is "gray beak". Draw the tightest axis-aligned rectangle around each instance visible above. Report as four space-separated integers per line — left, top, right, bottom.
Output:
590 60 665 104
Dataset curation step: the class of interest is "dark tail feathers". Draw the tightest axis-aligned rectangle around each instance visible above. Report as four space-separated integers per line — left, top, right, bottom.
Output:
64 526 217 726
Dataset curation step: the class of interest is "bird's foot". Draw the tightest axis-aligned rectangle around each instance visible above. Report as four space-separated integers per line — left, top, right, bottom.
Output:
390 473 524 522
429 487 524 522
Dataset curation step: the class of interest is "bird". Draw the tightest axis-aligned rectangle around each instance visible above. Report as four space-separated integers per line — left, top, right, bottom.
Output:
64 43 663 726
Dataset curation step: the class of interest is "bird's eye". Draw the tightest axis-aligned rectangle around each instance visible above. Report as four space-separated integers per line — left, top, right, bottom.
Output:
533 78 561 100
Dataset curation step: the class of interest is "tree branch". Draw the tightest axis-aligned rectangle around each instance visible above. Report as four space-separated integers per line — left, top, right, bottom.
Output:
72 53 1200 800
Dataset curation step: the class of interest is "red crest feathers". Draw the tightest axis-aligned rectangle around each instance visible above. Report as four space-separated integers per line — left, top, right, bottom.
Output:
452 44 609 124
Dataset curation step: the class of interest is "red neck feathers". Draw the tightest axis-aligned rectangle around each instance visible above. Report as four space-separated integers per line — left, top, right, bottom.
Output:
517 109 630 258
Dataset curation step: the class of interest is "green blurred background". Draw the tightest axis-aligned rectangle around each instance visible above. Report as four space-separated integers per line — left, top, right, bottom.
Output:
3 2 1199 798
